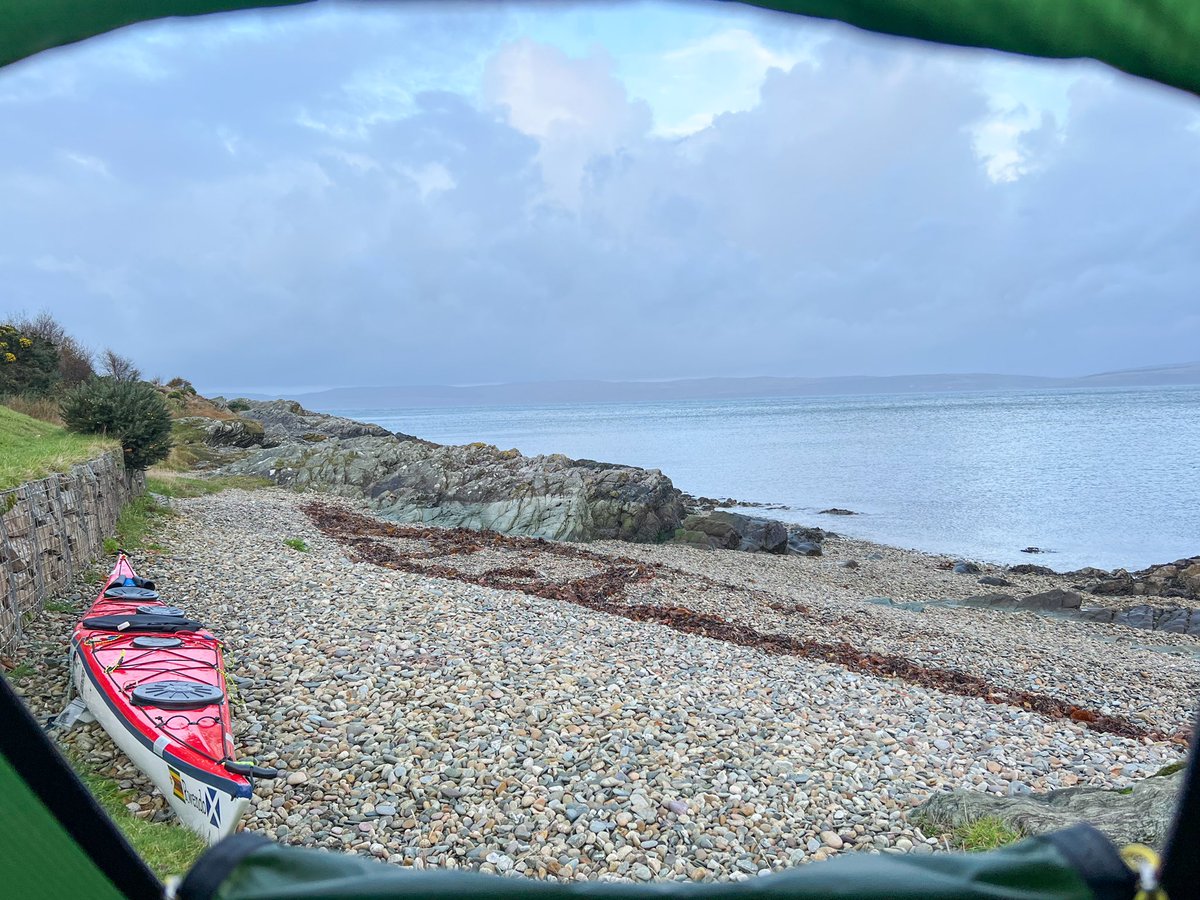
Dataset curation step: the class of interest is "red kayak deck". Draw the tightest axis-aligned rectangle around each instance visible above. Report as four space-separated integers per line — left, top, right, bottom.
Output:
71 556 250 840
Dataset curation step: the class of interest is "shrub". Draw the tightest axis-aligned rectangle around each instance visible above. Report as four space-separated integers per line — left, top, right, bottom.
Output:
0 323 60 396
227 398 251 412
61 378 173 470
8 312 94 387
166 377 197 395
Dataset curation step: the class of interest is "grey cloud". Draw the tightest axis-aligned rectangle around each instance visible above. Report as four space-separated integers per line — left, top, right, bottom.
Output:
0 8 1197 393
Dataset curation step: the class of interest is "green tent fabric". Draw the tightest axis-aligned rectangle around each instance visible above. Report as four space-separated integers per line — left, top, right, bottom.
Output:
0 3 1197 899
2 0 1200 98
0 674 161 900
177 829 1135 900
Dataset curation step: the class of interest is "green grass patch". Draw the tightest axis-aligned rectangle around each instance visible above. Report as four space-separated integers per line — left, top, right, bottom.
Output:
104 494 175 554
283 537 309 552
43 598 78 614
73 758 206 878
147 470 272 498
1155 760 1187 778
0 405 116 490
945 817 1023 851
4 662 35 683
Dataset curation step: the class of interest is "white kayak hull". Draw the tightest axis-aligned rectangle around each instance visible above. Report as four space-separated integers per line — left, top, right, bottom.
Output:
72 650 250 845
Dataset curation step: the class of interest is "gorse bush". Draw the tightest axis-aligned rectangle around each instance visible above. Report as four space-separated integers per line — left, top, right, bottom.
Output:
0 323 60 396
61 378 173 470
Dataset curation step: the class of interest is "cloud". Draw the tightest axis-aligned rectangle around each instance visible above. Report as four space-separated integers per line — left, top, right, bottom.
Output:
0 3 1196 393
483 39 651 205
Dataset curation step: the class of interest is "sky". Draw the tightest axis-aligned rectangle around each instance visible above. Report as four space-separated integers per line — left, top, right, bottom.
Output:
1 0 1198 395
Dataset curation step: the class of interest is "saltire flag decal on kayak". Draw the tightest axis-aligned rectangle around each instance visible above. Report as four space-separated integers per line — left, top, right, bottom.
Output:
205 788 222 829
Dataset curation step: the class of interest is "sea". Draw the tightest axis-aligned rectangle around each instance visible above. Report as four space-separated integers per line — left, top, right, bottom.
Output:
326 386 1200 572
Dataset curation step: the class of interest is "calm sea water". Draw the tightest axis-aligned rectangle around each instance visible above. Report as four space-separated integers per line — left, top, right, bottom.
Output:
327 387 1200 571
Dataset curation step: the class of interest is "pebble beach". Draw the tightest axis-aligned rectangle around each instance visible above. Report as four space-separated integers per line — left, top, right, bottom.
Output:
12 488 1198 880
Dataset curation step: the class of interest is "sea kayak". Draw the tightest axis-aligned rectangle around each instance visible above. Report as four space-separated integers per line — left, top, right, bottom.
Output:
70 555 273 843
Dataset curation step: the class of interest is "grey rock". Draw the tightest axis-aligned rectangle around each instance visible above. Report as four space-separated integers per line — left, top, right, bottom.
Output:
1114 605 1157 630
952 561 982 575
917 771 1183 848
1077 608 1116 623
1016 589 1082 612
956 593 1017 609
818 508 857 516
837 560 859 570
1157 608 1191 634
676 512 789 554
236 399 399 445
1008 564 1057 576
225 436 685 542
788 539 823 557
978 575 1013 587
177 415 269 449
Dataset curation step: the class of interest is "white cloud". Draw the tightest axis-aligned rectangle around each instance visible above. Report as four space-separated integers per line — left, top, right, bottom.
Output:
59 150 112 178
483 39 651 206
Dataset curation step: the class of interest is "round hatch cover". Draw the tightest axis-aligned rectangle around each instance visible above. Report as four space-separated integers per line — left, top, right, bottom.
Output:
130 680 224 710
136 605 185 617
132 636 184 649
103 586 160 601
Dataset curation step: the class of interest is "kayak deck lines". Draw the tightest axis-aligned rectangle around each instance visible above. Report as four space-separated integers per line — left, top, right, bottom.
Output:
69 553 275 844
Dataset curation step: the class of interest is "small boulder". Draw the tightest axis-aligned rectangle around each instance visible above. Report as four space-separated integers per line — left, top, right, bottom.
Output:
818 508 857 516
1009 564 1056 576
978 575 1013 587
952 561 982 575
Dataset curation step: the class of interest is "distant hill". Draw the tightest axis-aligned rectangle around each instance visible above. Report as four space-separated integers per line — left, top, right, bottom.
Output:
226 361 1200 410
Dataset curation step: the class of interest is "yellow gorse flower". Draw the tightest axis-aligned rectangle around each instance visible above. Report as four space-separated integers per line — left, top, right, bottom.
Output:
3 352 16 363
18 336 32 347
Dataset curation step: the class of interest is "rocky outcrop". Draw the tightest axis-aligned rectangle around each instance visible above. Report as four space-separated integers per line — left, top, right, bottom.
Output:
1065 557 1200 602
916 768 1185 848
176 415 268 449
224 437 685 543
235 400 400 446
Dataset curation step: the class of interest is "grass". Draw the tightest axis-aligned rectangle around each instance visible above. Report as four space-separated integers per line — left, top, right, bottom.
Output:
43 598 79 614
1 392 64 424
283 537 308 552
1155 760 1187 778
103 494 175 554
4 661 35 683
146 470 272 498
944 817 1023 851
0 405 117 490
73 758 207 878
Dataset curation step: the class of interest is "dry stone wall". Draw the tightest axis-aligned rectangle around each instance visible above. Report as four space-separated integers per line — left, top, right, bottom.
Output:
0 452 143 653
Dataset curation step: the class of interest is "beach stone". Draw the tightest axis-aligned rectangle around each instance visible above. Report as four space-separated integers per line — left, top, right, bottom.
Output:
978 575 1013 587
952 561 981 575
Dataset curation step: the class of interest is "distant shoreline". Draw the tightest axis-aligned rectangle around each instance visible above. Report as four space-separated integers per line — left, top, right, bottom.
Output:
218 363 1200 410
